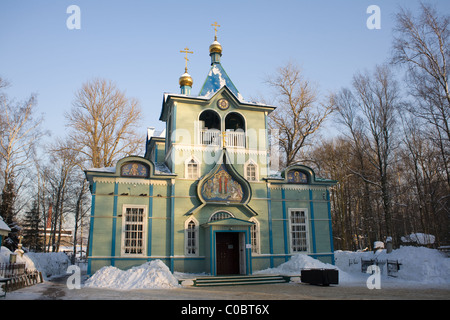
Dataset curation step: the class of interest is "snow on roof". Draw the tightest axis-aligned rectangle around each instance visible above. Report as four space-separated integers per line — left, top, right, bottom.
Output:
199 63 239 97
86 167 116 173
154 162 173 175
87 163 173 176
0 216 11 232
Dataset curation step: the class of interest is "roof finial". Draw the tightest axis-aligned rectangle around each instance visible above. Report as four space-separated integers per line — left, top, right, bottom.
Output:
180 47 194 73
211 21 220 41
209 22 222 59
179 47 194 93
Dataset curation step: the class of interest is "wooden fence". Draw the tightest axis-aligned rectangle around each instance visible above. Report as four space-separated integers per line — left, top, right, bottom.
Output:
0 263 26 278
0 263 43 294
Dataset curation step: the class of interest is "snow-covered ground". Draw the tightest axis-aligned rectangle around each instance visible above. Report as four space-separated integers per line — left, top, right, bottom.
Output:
1 245 449 291
257 246 450 288
78 246 450 290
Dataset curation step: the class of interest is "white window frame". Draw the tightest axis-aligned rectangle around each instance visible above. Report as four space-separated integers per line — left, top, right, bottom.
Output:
121 205 148 256
185 156 200 179
184 217 199 256
244 159 259 182
288 208 309 253
249 217 260 254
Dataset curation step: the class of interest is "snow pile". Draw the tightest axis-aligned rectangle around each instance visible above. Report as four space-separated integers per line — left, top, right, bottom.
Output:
0 246 11 264
25 252 70 279
255 254 337 276
335 246 450 286
84 260 180 290
401 233 435 245
254 246 450 287
254 253 359 283
0 246 70 280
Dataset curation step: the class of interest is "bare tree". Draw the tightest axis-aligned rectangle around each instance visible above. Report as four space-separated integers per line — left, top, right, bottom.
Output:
69 176 90 264
333 65 401 240
0 78 45 224
64 78 144 169
266 62 333 167
392 3 450 186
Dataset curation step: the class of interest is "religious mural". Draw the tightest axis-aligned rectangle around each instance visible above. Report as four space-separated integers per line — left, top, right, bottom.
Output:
120 162 149 178
201 164 243 202
287 170 308 184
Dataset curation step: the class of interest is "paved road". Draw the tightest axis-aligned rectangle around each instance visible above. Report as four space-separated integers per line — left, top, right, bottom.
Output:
4 274 450 300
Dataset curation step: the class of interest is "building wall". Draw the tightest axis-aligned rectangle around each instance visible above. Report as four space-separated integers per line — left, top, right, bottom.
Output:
87 173 334 275
86 90 335 275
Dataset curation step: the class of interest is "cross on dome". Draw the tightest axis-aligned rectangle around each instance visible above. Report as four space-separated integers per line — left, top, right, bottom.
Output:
211 21 220 40
180 47 193 73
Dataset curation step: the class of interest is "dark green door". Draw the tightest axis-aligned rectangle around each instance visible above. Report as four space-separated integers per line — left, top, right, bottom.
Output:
216 232 240 275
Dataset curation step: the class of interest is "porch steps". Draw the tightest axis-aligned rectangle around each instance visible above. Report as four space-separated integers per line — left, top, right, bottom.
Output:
192 274 289 287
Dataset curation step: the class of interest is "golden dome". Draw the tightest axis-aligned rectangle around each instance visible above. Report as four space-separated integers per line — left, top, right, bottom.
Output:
209 40 222 55
179 71 193 87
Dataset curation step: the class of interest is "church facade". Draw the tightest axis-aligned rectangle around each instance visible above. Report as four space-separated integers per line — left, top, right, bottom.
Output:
85 29 336 276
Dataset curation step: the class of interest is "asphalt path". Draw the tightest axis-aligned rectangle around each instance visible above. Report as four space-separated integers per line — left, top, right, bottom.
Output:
3 274 450 300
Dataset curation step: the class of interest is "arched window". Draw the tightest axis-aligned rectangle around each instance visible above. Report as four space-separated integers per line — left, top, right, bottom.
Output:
224 112 245 147
245 160 258 182
209 211 233 222
199 110 221 146
185 157 199 179
185 217 198 256
225 112 245 131
199 109 221 130
249 217 260 254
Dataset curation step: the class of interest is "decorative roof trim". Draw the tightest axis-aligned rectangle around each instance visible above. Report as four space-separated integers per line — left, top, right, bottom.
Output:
93 177 169 186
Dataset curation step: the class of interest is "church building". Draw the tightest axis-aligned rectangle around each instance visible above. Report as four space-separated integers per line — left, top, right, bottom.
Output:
85 25 337 276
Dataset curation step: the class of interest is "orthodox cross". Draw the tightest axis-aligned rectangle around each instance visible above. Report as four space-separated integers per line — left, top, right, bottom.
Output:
211 21 220 40
180 47 193 72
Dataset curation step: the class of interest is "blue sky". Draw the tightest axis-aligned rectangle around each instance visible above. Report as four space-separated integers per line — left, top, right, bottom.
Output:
1 0 449 142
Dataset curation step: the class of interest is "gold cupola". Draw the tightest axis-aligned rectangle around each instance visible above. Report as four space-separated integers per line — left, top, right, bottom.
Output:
209 40 222 55
209 22 222 64
179 71 193 88
179 47 194 94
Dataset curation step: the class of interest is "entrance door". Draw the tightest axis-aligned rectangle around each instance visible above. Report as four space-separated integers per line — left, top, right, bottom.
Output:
216 232 240 275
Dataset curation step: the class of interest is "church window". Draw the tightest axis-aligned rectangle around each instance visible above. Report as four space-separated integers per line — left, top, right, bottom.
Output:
122 205 147 256
289 209 309 253
185 217 198 256
199 110 221 146
209 211 233 222
245 161 258 181
186 157 199 179
224 112 245 148
249 218 260 254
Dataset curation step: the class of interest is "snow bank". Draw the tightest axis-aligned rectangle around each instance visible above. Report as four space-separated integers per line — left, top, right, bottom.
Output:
254 246 450 287
0 246 70 280
84 260 180 290
401 233 435 245
25 252 70 279
255 254 337 276
254 253 360 284
335 246 450 286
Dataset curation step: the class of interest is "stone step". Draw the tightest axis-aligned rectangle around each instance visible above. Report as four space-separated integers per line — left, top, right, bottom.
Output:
192 274 289 287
